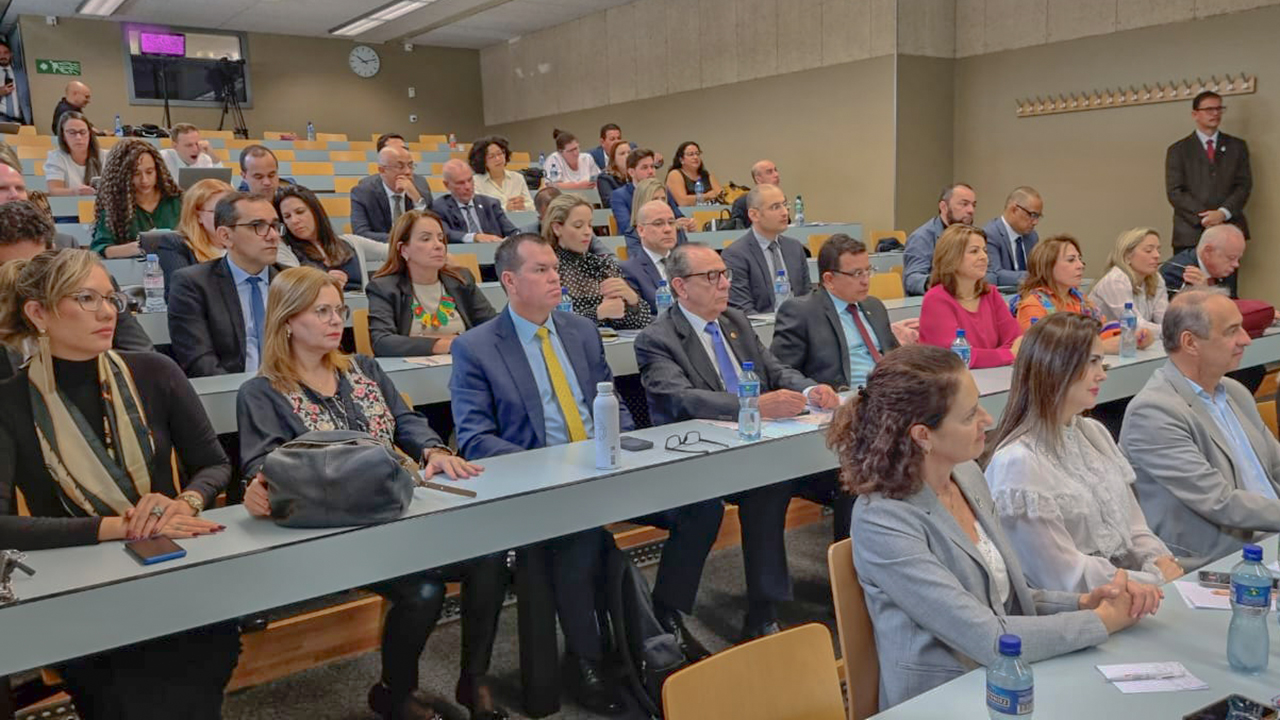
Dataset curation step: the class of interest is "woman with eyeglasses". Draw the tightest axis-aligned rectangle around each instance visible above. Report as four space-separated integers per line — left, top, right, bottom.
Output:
543 129 600 190
543 194 652 329
0 248 239 718
140 177 232 301
471 135 534 212
274 185 364 292
90 139 184 259
45 111 105 197
666 141 722 207
236 266 508 720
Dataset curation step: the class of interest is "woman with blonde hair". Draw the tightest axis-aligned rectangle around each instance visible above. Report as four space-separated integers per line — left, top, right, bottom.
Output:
236 266 508 720
544 194 651 328
1087 227 1169 336
140 177 232 299
918 223 1022 368
0 248 238 718
90 138 183 258
625 176 688 254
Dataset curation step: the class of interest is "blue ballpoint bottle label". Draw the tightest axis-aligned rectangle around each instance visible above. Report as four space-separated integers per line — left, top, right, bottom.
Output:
1233 581 1272 607
986 683 1033 716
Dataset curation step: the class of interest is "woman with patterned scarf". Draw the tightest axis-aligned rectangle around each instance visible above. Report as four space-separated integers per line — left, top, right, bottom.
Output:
236 267 509 720
0 248 238 719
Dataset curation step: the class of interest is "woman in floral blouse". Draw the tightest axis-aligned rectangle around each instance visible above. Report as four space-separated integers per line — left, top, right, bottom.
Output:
541 194 652 329
235 266 510 720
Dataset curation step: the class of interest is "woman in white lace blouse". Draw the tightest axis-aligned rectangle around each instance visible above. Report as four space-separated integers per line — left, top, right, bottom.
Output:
1087 227 1169 335
983 313 1183 616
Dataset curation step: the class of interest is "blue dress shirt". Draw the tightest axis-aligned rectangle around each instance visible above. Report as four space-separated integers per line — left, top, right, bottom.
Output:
226 256 270 374
508 306 593 446
829 295 881 389
1186 376 1278 500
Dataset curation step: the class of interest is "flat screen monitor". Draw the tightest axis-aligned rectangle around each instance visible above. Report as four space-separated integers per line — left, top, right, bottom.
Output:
139 32 186 57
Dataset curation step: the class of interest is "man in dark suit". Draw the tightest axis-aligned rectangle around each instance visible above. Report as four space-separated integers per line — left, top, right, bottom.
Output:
1166 90 1251 253
168 192 281 377
431 159 517 244
903 183 976 295
608 148 692 244
982 186 1042 288
450 233 722 713
728 159 781 230
1161 224 1246 298
351 145 434 242
722 184 811 313
236 145 295 199
620 199 679 311
635 242 839 638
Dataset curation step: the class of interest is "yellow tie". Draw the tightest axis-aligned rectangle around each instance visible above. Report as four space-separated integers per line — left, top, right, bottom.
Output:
536 326 588 442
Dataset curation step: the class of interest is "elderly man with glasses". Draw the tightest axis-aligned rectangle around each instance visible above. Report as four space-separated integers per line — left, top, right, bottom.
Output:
982 185 1043 288
635 242 838 641
1166 90 1252 254
351 145 434 243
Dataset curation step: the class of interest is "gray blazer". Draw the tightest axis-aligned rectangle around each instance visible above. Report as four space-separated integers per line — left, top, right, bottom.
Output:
722 230 812 313
1120 361 1280 567
902 216 945 296
770 288 897 390
853 461 1108 709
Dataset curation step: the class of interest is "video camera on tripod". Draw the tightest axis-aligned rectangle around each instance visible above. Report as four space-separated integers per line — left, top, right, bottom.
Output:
209 57 248 139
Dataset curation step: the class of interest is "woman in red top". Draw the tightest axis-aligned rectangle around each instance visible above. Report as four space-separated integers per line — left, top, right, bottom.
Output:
918 224 1023 368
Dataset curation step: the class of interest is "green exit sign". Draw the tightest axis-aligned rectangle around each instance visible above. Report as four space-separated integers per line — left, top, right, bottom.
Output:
35 59 81 76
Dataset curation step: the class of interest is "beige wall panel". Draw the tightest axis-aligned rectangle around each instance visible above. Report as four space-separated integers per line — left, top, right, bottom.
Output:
1195 0 1279 17
778 0 825 73
895 55 956 230
982 0 1047 52
821 0 873 65
605 4 640 106
698 0 741 88
666 0 703 93
870 0 900 56
633 0 671 100
737 0 780 81
898 0 956 57
954 0 987 56
481 44 513 126
1116 0 1194 30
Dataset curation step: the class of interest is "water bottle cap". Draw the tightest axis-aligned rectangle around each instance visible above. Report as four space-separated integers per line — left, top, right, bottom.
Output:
1029 317 1038 325
145 253 159 262
997 634 1021 656
776 269 786 276
1243 543 1263 561
596 381 613 394
658 280 667 287
741 361 754 371
1124 302 1134 309
956 329 966 337
561 286 568 293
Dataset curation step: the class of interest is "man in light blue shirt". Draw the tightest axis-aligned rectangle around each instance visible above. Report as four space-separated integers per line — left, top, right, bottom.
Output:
225 255 271 374
506 303 592 446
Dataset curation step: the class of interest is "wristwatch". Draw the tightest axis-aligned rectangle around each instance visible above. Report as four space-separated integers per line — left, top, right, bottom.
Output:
176 491 205 516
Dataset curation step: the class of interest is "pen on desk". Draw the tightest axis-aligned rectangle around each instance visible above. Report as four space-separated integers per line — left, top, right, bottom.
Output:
1117 669 1182 681
414 473 479 497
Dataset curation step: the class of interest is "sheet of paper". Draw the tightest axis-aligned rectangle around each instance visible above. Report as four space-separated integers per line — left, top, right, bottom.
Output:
402 355 453 367
1173 580 1278 610
1096 662 1208 694
1113 675 1209 694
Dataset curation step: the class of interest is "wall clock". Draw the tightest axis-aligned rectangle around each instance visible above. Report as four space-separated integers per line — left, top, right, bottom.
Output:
349 45 381 78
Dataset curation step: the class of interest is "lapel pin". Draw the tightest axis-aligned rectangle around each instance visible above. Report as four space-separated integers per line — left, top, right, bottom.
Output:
729 331 738 340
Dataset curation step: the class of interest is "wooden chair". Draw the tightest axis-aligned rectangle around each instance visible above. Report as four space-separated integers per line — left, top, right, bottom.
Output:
200 129 234 140
8 133 51 147
828 538 879 720
869 230 906 249
335 176 361 193
608 215 619 236
869 272 904 301
511 151 531 163
328 150 368 162
662 623 845 720
291 161 334 176
78 199 95 223
272 148 297 162
353 309 373 356
723 239 734 249
427 177 446 193
614 245 628 261
1259 400 1278 439
419 134 448 148
691 209 721 230
1255 368 1279 399
449 252 482 281
807 233 832 258
315 132 347 142
263 131 291 140
320 196 351 218
16 124 35 135
15 145 47 159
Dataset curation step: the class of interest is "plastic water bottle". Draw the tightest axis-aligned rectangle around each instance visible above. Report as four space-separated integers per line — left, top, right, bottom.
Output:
142 254 166 313
113 115 123 137
557 287 573 313
738 362 761 441
951 329 972 367
794 195 806 225
694 179 705 206
1228 543 1271 674
1119 302 1138 358
538 152 546 166
593 382 620 469
448 133 457 150
306 121 316 141
986 634 1033 718
654 280 673 314
773 269 791 311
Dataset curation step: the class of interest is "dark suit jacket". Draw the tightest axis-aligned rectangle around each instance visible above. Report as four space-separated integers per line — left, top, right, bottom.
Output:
722 230 812 313
1166 131 1251 250
619 250 666 312
730 193 752 229
981 216 1039 288
431 193 518 244
635 305 813 426
609 182 685 247
351 173 434 243
1159 247 1238 299
365 270 498 357
168 257 279 377
450 308 634 460
770 288 897 390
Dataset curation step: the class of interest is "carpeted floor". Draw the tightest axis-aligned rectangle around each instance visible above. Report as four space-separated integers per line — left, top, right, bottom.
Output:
223 520 841 720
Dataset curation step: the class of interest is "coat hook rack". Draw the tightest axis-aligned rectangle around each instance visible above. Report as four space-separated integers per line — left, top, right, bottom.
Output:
1016 73 1256 117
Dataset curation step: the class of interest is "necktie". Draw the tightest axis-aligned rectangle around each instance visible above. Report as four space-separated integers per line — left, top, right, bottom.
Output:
848 304 882 362
463 204 481 234
768 241 787 282
705 321 739 394
658 256 668 281
1014 236 1027 272
3 70 13 118
535 327 587 442
392 194 404 221
247 276 266 357
1205 138 1217 163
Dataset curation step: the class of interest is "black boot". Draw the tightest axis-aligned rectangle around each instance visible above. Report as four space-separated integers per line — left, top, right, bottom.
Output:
566 654 626 716
368 682 439 720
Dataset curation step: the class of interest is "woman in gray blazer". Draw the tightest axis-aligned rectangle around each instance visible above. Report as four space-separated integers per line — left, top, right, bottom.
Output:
827 345 1140 710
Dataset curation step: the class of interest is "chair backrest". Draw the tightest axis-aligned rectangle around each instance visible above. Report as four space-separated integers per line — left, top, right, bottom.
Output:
662 623 845 720
450 252 482 282
335 176 361 193
78 199 95 223
328 150 367 162
292 161 334 175
427 177 446 193
869 272 904 301
828 538 879 720
320 196 351 217
807 233 832 258
869 230 907 247
1259 400 1278 439
608 214 618 236
315 132 347 142
352 308 373 356
615 245 628 261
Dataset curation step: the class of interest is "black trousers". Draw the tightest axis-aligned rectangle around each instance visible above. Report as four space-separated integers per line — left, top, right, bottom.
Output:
793 470 854 542
58 621 241 720
726 480 796 605
367 552 510 702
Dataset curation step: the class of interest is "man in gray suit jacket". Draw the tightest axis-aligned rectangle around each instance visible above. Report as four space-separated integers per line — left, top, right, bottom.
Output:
982 186 1042 288
350 146 434 243
635 242 838 639
1121 288 1280 567
903 183 976 296
722 184 811 313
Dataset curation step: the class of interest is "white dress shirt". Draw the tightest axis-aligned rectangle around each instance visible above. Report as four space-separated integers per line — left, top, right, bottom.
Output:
475 169 534 209
642 245 670 282
999 215 1024 266
159 148 221 182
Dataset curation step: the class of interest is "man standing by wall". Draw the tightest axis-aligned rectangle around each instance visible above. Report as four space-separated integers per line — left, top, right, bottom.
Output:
1165 91 1251 257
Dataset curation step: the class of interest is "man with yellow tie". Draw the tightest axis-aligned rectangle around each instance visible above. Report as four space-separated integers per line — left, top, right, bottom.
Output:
451 233 723 715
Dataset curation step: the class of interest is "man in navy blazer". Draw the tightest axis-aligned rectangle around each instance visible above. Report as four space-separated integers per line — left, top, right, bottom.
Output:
350 145 434 242
450 233 723 712
620 199 679 311
722 184 811 313
609 149 692 242
431 159 517 244
982 186 1042 288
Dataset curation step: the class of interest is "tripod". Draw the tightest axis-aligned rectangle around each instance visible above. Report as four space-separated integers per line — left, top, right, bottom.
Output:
217 78 248 139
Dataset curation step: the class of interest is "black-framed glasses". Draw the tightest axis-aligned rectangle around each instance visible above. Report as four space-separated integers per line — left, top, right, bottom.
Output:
231 220 285 237
1196 104 1227 113
665 430 729 455
68 288 129 313
680 268 733 284
1014 203 1043 221
830 267 876 280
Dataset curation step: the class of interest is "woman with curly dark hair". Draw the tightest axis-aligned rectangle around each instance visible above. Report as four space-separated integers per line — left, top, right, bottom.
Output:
470 135 534 212
274 184 362 292
826 344 1139 710
90 138 182 258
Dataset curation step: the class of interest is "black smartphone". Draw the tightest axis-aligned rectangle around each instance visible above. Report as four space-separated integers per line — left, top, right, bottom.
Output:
1184 694 1277 720
124 537 186 565
619 436 654 452
1199 569 1280 589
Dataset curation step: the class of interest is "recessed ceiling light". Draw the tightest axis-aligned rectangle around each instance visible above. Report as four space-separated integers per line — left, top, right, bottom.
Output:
331 0 437 37
77 0 128 17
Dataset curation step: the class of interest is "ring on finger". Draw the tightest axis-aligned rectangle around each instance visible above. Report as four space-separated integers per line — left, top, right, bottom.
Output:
150 504 165 518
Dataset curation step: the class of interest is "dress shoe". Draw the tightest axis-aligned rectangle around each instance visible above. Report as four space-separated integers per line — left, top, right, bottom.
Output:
566 655 627 716
455 675 510 720
655 606 712 662
368 682 441 720
739 618 783 643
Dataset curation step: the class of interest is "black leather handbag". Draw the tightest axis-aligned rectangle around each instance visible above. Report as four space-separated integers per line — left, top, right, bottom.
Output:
262 430 415 528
